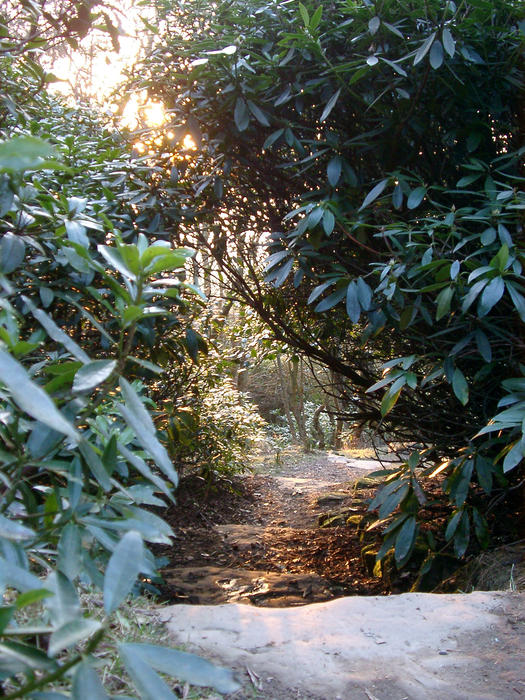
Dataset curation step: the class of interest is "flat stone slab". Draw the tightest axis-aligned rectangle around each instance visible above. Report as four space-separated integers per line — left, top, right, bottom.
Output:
160 591 525 699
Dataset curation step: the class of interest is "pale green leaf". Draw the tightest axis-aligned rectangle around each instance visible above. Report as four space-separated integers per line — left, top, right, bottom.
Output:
103 530 144 614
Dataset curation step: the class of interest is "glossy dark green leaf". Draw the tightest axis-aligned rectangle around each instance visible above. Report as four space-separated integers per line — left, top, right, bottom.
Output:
452 368 469 405
414 32 436 65
234 98 250 131
23 297 90 364
322 209 335 235
394 516 418 565
247 100 270 126
435 286 454 321
453 511 470 557
320 88 341 122
368 16 380 35
442 27 455 57
359 178 389 211
346 281 361 323
79 440 111 491
429 39 443 69
314 286 346 312
327 156 342 187
73 360 116 393
503 440 524 473
478 276 504 316
407 186 426 209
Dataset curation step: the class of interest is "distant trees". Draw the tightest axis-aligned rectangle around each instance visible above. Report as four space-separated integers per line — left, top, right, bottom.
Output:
128 0 525 568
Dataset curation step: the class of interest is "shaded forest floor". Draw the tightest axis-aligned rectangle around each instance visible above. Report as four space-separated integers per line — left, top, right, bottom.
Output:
155 448 400 607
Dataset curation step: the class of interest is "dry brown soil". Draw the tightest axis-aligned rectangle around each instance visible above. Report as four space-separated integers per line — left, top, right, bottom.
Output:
156 450 391 606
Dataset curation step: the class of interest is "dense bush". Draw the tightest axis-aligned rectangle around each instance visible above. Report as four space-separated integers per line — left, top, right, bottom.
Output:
0 50 241 697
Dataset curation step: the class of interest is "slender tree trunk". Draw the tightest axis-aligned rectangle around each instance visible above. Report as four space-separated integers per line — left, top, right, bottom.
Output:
276 354 298 441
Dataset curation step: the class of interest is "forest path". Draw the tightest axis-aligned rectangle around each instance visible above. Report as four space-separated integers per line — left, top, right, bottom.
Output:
158 449 391 606
157 450 525 699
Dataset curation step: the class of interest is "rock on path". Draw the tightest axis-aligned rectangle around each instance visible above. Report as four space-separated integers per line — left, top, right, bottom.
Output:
161 591 525 700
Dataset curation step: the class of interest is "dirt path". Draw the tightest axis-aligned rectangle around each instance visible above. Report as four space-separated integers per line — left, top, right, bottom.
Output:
156 449 525 699
158 450 392 606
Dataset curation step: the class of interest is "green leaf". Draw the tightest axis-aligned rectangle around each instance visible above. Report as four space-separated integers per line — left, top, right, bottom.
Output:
452 368 469 405
119 645 178 700
0 350 79 442
298 2 309 26
320 88 341 122
392 183 403 209
263 128 285 149
15 589 53 609
79 440 111 492
506 282 525 322
346 281 361 323
0 232 25 274
117 443 174 502
453 511 470 557
48 618 102 657
475 457 494 494
310 5 323 31
0 641 57 675
429 39 444 69
445 509 462 541
359 178 389 211
58 524 82 581
394 517 418 565
442 28 455 57
0 514 34 542
73 360 116 393
234 98 250 131
72 662 110 700
327 156 342 186
322 209 335 235
490 244 509 273
119 379 179 487
0 136 57 173
406 186 426 209
368 16 380 35
475 330 492 362
104 530 144 614
435 285 454 321
381 386 402 416
45 572 80 625
23 297 90 364
247 100 270 126
314 286 346 312
0 607 13 634
503 440 523 473
478 276 504 316
121 644 241 695
97 245 137 281
0 559 43 593
414 32 436 65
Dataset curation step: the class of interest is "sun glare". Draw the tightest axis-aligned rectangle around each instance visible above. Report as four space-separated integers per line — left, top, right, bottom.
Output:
144 101 167 127
183 134 197 151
